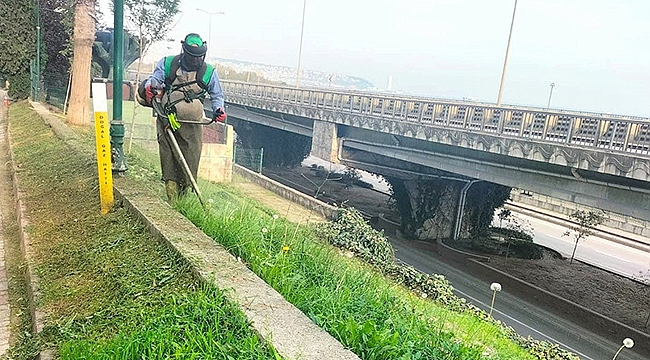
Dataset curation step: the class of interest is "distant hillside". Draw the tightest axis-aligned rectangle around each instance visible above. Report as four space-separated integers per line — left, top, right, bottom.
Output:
215 58 375 90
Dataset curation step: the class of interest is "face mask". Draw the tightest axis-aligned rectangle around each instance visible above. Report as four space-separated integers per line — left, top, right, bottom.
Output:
181 53 205 71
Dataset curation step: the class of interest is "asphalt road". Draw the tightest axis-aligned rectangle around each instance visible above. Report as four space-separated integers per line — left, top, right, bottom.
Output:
388 236 646 360
509 212 650 285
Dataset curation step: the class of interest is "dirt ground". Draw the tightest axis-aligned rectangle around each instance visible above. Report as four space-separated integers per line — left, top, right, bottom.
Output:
262 165 650 334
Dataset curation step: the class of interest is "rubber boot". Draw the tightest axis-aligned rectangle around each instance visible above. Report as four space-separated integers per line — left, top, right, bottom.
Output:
165 180 179 203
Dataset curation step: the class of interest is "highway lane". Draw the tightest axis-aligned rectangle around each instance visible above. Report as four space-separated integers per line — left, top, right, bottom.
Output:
505 212 650 284
389 236 646 360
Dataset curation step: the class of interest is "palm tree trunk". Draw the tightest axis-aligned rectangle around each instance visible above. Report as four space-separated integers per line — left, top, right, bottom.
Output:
66 0 96 126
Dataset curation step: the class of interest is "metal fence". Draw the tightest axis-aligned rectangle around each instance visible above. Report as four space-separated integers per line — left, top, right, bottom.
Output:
234 146 264 173
43 72 70 109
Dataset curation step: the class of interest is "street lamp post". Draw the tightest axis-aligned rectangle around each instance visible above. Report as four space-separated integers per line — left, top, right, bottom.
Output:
36 25 40 100
612 338 634 360
111 0 128 173
34 0 42 101
496 0 518 106
296 0 307 87
489 282 502 317
547 82 556 108
196 8 225 64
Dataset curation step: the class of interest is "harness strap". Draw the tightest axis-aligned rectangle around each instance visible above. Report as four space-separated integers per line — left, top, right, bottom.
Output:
163 54 216 91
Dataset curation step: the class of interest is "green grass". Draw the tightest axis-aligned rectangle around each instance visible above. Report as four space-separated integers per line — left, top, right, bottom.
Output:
119 104 578 359
4 102 277 359
59 289 278 360
174 193 540 360
5 100 578 359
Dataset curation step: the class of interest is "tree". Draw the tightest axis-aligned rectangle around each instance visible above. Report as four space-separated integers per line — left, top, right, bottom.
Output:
41 0 74 106
0 0 37 99
496 208 534 262
119 0 180 152
464 181 511 238
497 208 511 235
66 0 96 126
563 210 605 264
385 177 447 238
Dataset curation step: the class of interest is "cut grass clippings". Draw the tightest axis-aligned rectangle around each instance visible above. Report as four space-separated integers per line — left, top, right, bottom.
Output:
5 101 278 359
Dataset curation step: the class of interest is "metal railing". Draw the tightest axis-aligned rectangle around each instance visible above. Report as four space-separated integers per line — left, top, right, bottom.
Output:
221 81 650 156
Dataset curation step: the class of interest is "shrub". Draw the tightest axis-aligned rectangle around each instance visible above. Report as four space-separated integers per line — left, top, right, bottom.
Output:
8 72 30 100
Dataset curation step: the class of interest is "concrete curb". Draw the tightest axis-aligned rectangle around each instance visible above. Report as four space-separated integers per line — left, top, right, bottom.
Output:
0 91 11 356
5 104 53 359
437 239 491 262
234 164 339 221
30 103 359 360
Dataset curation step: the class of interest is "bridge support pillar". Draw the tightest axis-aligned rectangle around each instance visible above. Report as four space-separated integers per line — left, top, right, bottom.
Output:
399 179 464 240
311 120 339 163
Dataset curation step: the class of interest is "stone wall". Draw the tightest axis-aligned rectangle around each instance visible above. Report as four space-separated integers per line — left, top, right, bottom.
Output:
198 124 234 183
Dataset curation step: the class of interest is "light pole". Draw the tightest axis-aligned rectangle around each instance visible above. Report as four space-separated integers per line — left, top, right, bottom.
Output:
111 0 128 173
36 25 40 100
196 8 225 64
612 338 634 360
296 0 307 87
547 82 556 108
496 0 518 106
489 282 502 317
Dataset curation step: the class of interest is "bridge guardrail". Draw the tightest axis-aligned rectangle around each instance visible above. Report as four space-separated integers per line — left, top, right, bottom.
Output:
221 80 650 157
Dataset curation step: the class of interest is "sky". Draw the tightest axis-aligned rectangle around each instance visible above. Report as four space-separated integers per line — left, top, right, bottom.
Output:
99 0 650 117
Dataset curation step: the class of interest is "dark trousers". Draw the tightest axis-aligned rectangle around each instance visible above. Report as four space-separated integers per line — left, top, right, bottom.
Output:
156 117 203 193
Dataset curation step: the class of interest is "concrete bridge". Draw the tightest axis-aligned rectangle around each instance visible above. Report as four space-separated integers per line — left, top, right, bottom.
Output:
220 80 650 237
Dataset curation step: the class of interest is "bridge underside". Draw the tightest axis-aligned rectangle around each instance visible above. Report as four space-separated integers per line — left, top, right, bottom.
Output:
225 103 650 222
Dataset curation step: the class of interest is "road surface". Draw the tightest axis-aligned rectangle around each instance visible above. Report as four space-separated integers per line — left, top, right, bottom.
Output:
502 212 650 285
389 236 646 360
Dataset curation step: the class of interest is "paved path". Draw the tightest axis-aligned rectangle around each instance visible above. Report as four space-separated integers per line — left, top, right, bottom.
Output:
0 90 13 355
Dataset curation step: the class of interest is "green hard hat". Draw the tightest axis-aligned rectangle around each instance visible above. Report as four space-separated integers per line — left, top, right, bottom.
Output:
181 33 207 57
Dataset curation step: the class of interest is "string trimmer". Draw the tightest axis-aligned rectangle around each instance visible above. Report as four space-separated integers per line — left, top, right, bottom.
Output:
149 81 223 209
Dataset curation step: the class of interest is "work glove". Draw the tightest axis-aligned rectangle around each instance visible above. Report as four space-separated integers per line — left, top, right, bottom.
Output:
213 107 227 123
145 79 163 104
161 104 180 131
167 112 181 131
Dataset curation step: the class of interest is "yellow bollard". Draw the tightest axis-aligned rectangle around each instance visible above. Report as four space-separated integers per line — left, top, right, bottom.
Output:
91 83 114 214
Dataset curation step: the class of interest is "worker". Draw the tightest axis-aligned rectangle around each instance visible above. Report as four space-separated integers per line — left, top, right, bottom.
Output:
137 33 226 202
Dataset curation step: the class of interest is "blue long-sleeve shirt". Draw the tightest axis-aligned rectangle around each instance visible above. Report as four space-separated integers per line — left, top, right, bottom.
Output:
146 56 225 111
